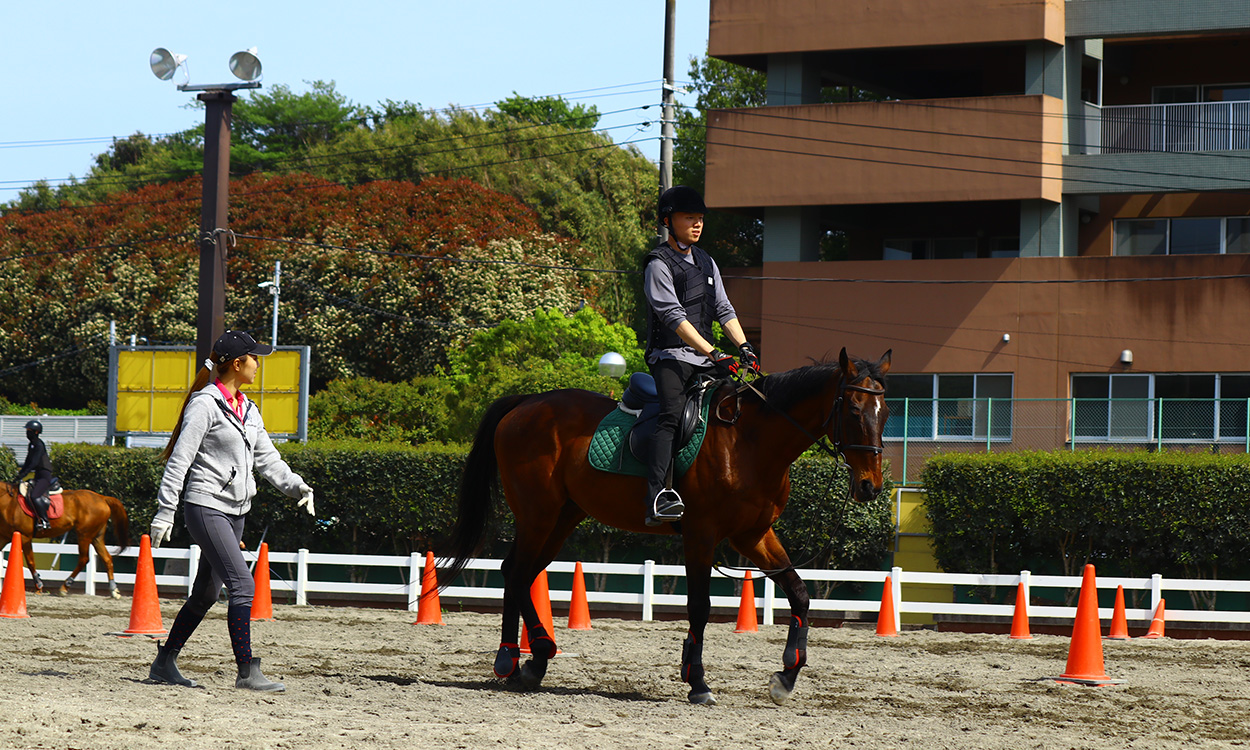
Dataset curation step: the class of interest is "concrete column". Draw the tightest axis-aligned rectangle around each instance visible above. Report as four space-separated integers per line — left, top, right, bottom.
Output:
764 206 821 262
1025 41 1065 99
1019 199 1066 257
766 53 820 106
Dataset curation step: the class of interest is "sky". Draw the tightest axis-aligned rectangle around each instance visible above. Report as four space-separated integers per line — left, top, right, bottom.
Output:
0 1 711 197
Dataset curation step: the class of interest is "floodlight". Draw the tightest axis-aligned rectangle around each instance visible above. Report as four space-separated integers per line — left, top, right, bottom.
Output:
150 48 187 81
228 47 262 81
598 352 627 378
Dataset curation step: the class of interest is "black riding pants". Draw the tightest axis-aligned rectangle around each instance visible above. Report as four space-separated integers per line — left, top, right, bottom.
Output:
28 471 51 522
645 358 702 500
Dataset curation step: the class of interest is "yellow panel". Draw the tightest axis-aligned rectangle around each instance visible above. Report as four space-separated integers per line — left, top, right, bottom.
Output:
153 351 195 391
116 392 152 432
260 351 300 391
151 392 188 432
898 493 930 534
260 392 299 434
117 352 153 391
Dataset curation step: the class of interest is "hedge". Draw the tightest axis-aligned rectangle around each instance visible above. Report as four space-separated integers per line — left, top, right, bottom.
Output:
922 450 1250 587
41 442 893 571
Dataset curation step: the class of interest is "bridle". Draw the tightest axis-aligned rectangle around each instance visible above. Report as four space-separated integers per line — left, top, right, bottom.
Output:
719 370 885 464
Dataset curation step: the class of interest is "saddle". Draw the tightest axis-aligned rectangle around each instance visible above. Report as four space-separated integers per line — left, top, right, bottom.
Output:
18 479 65 521
587 373 717 478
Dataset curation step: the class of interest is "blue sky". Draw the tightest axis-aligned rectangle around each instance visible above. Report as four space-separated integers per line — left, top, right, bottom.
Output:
1 1 711 196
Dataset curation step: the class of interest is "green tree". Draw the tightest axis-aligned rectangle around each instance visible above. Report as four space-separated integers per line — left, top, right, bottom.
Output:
495 93 600 129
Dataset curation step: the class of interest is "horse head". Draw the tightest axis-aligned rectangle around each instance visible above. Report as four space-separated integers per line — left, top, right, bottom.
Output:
833 348 891 503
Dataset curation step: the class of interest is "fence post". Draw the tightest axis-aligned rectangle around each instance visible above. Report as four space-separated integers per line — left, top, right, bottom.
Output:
902 397 910 485
1150 573 1163 616
891 565 903 632
763 575 776 625
187 545 200 598
642 559 655 622
85 543 97 597
1069 396 1076 451
407 552 421 612
985 397 993 453
297 548 309 606
1020 569 1031 619
1156 397 1164 452
1245 397 1249 454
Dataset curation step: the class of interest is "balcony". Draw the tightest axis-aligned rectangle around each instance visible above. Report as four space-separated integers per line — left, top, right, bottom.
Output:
1091 101 1250 154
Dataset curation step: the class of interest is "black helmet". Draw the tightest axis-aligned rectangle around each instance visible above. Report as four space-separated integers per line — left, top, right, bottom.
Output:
658 186 707 225
24 420 41 434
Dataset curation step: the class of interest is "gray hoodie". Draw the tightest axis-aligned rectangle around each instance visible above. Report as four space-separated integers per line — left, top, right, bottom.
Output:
153 383 304 526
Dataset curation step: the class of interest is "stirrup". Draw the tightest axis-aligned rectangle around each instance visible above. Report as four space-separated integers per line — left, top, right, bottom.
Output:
645 488 684 526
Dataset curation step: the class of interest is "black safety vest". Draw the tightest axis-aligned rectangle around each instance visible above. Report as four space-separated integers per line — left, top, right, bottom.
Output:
645 242 717 355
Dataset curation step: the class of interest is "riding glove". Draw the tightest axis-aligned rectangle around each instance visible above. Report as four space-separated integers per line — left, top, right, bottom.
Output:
297 483 316 517
738 342 762 376
149 519 173 549
708 350 739 379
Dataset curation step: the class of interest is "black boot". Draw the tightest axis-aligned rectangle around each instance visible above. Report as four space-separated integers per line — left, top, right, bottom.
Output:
236 658 285 692
148 641 197 687
643 433 684 526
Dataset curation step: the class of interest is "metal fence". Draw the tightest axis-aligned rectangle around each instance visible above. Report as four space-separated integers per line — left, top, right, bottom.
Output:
886 397 1250 485
1098 100 1250 153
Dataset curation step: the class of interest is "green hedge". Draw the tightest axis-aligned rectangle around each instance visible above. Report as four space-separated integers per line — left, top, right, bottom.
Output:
922 450 1250 582
44 442 893 569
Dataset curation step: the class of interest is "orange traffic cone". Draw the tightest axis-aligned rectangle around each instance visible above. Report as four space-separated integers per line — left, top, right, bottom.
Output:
1107 585 1129 640
0 531 30 619
568 561 592 630
734 571 758 633
250 543 273 621
876 575 899 637
414 551 443 625
1053 564 1121 685
1140 600 1166 639
1009 582 1032 640
122 535 167 636
520 570 558 654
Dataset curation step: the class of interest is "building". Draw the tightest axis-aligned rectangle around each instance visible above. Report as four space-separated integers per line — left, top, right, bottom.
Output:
705 0 1250 483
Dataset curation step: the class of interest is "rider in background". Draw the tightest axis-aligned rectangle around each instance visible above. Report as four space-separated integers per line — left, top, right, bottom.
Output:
641 186 762 526
16 419 54 532
145 330 315 693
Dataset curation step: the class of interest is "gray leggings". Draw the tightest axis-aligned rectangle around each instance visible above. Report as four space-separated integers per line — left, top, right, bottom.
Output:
185 504 254 610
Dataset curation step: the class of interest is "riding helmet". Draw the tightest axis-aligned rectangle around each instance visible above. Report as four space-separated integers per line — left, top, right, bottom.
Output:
658 185 707 224
24 419 41 434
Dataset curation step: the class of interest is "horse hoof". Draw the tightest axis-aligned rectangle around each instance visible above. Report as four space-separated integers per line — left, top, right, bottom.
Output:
110 589 122 600
55 587 69 597
688 689 717 705
33 588 46 596
769 671 796 705
519 660 546 691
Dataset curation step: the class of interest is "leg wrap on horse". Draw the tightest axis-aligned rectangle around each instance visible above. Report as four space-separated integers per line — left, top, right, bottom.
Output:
493 643 521 679
680 632 705 687
783 615 809 671
524 625 558 661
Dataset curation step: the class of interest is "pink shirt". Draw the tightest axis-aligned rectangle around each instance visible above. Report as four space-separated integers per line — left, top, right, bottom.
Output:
214 380 248 422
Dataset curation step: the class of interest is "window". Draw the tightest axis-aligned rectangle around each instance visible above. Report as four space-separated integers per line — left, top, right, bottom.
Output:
885 373 1012 441
1072 373 1250 442
883 237 977 260
1115 217 1249 256
989 237 1020 258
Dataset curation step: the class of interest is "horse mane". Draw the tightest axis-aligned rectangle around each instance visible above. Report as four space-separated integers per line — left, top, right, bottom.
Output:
756 357 887 412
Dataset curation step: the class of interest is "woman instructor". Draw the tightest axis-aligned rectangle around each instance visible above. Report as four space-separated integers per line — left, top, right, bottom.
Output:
145 330 315 692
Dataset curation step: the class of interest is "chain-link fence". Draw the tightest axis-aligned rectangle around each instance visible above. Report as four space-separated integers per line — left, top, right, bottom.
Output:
886 397 1250 485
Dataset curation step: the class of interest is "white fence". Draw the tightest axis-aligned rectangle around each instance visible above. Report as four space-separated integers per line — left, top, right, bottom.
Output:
9 541 1250 628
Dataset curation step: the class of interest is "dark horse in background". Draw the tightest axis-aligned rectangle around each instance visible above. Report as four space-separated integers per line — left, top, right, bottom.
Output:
442 348 891 705
0 484 131 598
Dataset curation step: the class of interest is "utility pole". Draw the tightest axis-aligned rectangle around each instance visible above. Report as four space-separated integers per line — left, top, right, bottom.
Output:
659 0 677 242
197 90 235 362
259 260 281 347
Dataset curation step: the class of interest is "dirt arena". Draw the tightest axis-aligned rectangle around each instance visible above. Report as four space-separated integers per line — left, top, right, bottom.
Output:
1 594 1248 749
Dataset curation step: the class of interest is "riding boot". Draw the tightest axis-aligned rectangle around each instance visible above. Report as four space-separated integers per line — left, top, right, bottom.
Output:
148 641 197 687
643 432 683 526
236 658 285 692
32 497 50 532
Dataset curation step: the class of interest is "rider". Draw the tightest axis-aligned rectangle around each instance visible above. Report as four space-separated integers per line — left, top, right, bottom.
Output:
16 419 54 532
641 185 761 526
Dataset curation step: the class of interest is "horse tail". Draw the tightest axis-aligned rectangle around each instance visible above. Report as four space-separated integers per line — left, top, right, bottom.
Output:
106 494 131 553
438 393 532 590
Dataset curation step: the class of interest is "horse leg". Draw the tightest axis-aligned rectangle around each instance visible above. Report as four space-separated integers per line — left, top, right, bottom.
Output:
682 539 716 705
493 550 523 679
57 537 91 597
731 528 810 705
90 534 121 599
21 536 45 594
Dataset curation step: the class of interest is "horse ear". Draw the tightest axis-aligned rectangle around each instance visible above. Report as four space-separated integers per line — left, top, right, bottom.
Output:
839 347 857 377
878 349 892 374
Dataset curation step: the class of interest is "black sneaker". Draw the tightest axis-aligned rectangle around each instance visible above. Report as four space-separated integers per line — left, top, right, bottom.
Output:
645 489 685 527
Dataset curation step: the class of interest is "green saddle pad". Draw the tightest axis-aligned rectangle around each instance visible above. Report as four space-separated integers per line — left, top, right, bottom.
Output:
587 396 713 478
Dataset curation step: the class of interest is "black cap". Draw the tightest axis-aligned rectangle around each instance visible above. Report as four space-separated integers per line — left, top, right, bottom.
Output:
212 330 274 365
658 185 707 221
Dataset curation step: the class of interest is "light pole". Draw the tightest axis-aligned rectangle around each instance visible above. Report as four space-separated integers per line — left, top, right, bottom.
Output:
258 261 281 347
150 47 263 361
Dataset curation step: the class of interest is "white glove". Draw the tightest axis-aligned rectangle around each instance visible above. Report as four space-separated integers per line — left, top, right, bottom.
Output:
297 483 315 517
149 520 173 549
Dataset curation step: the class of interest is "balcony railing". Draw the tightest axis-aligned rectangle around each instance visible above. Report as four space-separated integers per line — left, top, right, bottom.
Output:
1092 101 1250 154
885 397 1250 485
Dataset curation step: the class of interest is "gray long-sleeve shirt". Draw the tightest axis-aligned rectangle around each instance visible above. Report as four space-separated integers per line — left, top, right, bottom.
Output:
644 245 738 366
153 383 304 526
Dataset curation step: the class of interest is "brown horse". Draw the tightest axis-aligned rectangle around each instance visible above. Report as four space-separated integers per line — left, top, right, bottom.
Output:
442 348 890 705
0 484 131 598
